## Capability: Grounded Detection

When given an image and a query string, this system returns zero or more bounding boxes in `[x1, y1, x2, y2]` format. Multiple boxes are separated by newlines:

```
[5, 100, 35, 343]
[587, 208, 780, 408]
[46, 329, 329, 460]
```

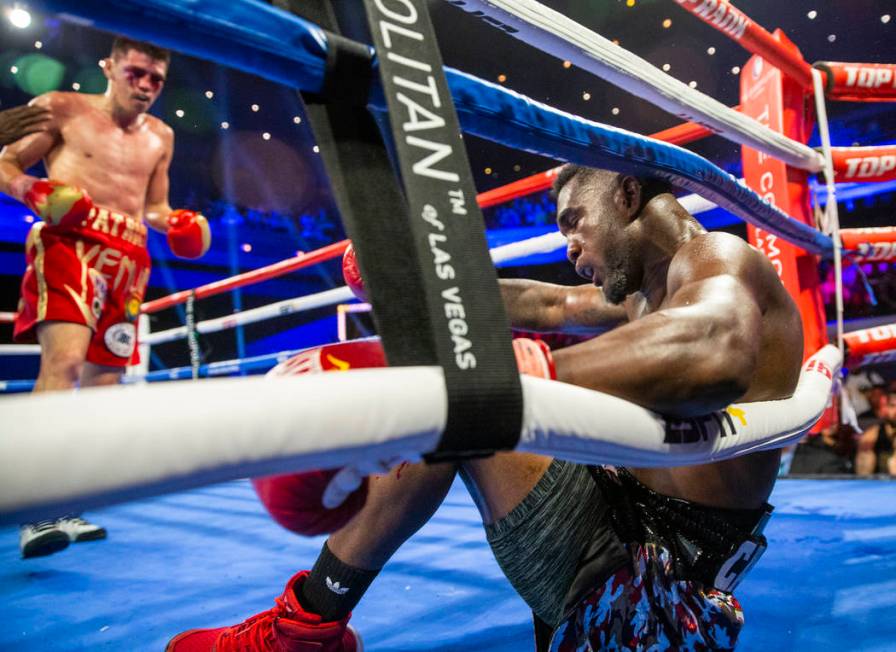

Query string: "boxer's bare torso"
[0, 46, 174, 227]
[2, 91, 171, 222]
[512, 171, 804, 511]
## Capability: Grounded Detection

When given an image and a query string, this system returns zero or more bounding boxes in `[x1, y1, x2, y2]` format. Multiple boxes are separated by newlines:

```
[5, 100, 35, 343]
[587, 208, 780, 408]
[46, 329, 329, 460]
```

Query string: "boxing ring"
[2, 0, 896, 649]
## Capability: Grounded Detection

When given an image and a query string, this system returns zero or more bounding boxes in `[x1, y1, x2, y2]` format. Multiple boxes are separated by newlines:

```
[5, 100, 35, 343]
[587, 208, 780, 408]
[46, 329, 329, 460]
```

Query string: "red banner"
[814, 62, 896, 102]
[740, 37, 827, 362]
[830, 146, 896, 182]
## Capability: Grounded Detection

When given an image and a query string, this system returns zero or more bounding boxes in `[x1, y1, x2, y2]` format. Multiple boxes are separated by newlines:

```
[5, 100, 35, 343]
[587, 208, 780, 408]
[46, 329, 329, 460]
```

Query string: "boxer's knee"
[35, 321, 90, 390]
[37, 348, 85, 389]
[461, 452, 553, 524]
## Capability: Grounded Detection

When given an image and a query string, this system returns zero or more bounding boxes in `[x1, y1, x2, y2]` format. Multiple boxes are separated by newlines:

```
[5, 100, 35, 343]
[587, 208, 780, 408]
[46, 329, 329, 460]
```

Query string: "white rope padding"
[0, 344, 41, 356]
[0, 345, 839, 525]
[144, 286, 355, 346]
[449, 0, 824, 172]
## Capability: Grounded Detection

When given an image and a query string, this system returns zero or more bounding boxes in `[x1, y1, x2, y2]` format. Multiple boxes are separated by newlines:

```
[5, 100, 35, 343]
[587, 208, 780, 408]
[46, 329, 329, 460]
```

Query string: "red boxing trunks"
[14, 206, 151, 367]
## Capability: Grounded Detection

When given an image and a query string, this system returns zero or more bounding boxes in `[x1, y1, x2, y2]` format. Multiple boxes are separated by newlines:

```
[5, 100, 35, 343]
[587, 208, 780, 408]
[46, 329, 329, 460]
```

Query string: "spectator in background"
[789, 423, 858, 475]
[856, 382, 896, 476]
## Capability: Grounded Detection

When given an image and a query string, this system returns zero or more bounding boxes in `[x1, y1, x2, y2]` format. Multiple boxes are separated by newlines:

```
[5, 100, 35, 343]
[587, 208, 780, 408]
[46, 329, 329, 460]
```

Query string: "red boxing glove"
[342, 242, 367, 302]
[22, 178, 94, 229]
[256, 340, 388, 535]
[166, 209, 211, 259]
[252, 470, 369, 536]
[512, 337, 556, 379]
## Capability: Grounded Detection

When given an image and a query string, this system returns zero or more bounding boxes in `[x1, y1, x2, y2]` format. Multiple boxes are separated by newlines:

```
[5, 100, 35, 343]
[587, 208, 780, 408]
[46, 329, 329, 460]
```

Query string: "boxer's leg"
[462, 454, 617, 628]
[303, 461, 457, 620]
[80, 361, 123, 387]
[34, 321, 91, 392]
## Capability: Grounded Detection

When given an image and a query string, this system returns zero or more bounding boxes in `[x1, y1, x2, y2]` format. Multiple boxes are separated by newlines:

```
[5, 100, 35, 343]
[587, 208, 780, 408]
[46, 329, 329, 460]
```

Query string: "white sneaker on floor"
[56, 516, 107, 543]
[20, 521, 70, 559]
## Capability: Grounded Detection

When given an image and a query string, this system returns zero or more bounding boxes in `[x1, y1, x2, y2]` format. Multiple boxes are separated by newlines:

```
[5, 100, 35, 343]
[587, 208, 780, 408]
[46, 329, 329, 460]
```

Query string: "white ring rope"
[144, 287, 355, 346]
[449, 0, 824, 172]
[0, 344, 839, 525]
[812, 68, 845, 360]
[0, 344, 41, 356]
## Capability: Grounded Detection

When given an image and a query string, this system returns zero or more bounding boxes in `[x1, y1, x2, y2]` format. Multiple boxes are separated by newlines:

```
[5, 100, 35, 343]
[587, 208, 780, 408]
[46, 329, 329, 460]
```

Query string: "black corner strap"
[292, 0, 524, 461]
[359, 0, 523, 462]
[316, 31, 374, 106]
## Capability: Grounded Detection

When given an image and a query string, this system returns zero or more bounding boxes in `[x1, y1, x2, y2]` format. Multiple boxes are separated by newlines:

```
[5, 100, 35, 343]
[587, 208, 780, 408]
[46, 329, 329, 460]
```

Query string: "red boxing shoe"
[166, 571, 363, 652]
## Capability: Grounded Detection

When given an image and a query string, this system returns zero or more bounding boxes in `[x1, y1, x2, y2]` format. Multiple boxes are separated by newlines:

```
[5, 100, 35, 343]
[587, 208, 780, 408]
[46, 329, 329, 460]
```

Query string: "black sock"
[298, 542, 380, 621]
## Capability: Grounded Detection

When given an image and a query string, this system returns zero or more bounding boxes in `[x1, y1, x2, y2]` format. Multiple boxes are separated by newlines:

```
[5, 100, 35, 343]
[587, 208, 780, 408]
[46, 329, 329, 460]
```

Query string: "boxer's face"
[557, 172, 642, 304]
[104, 49, 168, 114]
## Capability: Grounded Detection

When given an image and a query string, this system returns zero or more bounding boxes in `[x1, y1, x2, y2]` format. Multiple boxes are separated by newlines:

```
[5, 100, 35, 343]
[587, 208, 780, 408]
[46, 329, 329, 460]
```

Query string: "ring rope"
[0, 344, 839, 526]
[29, 0, 832, 252]
[449, 0, 823, 172]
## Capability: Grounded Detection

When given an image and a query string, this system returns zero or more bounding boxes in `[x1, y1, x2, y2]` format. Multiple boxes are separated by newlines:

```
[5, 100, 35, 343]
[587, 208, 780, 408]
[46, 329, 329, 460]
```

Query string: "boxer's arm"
[499, 278, 627, 334]
[0, 94, 61, 200]
[143, 125, 174, 233]
[553, 245, 763, 418]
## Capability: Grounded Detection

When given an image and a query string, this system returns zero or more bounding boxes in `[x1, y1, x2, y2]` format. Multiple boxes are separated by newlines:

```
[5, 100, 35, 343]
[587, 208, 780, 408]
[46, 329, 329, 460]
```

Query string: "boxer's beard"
[602, 244, 633, 305]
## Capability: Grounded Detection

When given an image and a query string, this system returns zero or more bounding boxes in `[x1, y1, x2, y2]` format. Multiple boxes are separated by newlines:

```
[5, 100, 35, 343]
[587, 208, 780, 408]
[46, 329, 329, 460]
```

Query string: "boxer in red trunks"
[0, 36, 211, 559]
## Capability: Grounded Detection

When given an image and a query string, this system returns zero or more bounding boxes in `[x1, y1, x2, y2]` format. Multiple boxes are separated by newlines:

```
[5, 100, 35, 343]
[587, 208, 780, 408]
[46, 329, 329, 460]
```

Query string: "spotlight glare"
[827, 34, 836, 42]
[251, 103, 260, 112]
[662, 18, 672, 28]
[731, 66, 741, 74]
[312, 145, 320, 153]
[611, 107, 620, 115]
[688, 80, 698, 88]
[497, 73, 507, 83]
[220, 121, 230, 129]
[582, 91, 591, 101]
[707, 46, 716, 55]
[10, 66, 18, 74]
[34, 40, 42, 49]
[662, 63, 671, 72]
[8, 7, 32, 29]
[241, 243, 252, 253]
[484, 167, 492, 175]
[204, 90, 214, 99]
[175, 109, 185, 118]
[882, 14, 891, 23]
[807, 10, 817, 19]
[562, 60, 572, 69]
[262, 132, 271, 140]
[72, 82, 81, 91]
[292, 116, 301, 124]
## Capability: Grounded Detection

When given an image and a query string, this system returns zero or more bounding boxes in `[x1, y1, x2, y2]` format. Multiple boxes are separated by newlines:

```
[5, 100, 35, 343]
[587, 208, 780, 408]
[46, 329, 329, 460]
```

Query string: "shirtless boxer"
[168, 165, 803, 651]
[0, 37, 211, 559]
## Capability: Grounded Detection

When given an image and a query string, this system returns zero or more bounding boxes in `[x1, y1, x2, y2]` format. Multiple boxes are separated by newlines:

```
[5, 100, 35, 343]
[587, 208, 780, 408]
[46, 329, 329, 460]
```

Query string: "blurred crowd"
[787, 373, 896, 476]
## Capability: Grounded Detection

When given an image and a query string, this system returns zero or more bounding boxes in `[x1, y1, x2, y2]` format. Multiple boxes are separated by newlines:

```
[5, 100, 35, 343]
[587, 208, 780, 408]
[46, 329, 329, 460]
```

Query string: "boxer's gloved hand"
[342, 241, 367, 302]
[252, 470, 369, 536]
[512, 337, 556, 379]
[166, 209, 211, 259]
[322, 338, 556, 509]
[19, 178, 94, 228]
[259, 340, 389, 534]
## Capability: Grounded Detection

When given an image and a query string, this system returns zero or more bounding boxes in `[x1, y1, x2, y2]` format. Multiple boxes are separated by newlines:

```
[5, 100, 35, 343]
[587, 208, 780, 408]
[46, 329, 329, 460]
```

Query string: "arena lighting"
[7, 5, 32, 29]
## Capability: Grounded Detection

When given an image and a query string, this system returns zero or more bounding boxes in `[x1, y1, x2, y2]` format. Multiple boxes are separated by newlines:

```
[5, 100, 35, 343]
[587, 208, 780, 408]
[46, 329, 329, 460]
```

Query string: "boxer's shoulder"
[27, 91, 76, 123]
[667, 231, 763, 291]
